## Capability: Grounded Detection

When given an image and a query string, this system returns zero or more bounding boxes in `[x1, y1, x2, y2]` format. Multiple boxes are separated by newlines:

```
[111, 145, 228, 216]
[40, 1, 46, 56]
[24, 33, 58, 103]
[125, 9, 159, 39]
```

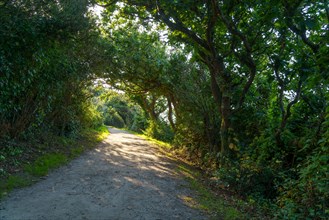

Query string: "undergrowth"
[177, 164, 243, 220]
[0, 125, 109, 199]
[129, 129, 267, 219]
[133, 127, 272, 219]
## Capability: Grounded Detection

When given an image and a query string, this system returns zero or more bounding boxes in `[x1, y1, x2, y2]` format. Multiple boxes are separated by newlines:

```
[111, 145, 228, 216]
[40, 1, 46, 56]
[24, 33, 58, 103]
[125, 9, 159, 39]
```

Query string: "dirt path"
[0, 128, 207, 220]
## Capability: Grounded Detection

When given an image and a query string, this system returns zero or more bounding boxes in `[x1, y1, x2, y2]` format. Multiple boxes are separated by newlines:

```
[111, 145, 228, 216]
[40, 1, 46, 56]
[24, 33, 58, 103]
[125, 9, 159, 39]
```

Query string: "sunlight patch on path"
[0, 127, 207, 220]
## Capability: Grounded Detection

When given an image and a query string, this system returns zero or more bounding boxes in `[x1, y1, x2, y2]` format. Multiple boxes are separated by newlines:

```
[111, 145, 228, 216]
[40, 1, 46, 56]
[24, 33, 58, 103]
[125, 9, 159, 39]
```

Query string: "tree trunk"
[141, 95, 158, 122]
[209, 71, 222, 153]
[167, 97, 176, 131]
[208, 59, 231, 157]
[220, 95, 230, 156]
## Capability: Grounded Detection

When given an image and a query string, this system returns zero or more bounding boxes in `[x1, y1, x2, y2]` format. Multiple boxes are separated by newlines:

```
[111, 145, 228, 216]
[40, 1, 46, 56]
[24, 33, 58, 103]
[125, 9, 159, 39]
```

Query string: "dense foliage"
[96, 0, 328, 218]
[1, 0, 328, 218]
[91, 86, 147, 131]
[0, 0, 101, 139]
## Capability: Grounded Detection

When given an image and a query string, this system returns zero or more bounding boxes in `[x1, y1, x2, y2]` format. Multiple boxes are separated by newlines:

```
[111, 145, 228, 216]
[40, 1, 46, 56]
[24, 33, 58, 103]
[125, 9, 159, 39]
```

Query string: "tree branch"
[283, 0, 319, 53]
[284, 78, 302, 123]
[153, 3, 210, 51]
[215, 4, 257, 109]
[206, 0, 218, 54]
[274, 66, 286, 119]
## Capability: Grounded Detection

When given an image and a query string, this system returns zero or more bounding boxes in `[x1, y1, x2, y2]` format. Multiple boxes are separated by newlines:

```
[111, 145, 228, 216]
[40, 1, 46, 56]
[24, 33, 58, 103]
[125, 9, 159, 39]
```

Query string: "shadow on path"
[0, 127, 207, 220]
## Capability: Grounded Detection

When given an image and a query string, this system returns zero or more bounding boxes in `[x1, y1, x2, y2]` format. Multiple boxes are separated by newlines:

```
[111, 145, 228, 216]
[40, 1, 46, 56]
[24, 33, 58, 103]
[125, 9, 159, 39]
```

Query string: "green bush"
[144, 120, 174, 143]
[105, 111, 125, 128]
[0, 0, 99, 140]
[80, 103, 104, 129]
[216, 157, 277, 200]
[129, 113, 148, 132]
[274, 107, 329, 219]
[276, 143, 329, 219]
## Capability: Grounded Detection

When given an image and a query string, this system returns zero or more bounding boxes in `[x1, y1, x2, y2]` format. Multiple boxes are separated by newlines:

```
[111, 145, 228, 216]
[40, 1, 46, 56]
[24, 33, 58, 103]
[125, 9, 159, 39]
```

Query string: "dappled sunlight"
[121, 135, 143, 140]
[0, 128, 207, 220]
[89, 130, 181, 179]
[123, 176, 161, 192]
[82, 127, 206, 218]
[178, 195, 199, 209]
[137, 164, 176, 177]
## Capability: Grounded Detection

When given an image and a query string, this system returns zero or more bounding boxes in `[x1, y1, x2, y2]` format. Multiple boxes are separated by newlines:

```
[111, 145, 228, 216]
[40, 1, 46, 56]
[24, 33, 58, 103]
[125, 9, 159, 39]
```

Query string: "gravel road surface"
[0, 127, 207, 220]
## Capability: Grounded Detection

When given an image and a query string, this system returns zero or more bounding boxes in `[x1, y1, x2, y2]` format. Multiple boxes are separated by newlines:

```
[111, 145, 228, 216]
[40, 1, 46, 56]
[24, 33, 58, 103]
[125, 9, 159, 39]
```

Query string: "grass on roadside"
[2, 175, 33, 191]
[177, 164, 243, 220]
[24, 153, 68, 176]
[130, 128, 261, 219]
[129, 128, 243, 219]
[136, 133, 173, 150]
[0, 125, 109, 199]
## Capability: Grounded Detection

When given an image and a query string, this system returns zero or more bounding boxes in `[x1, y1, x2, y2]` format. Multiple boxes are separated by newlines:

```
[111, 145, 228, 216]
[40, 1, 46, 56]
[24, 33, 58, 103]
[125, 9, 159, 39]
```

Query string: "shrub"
[129, 113, 148, 132]
[216, 157, 277, 200]
[276, 142, 329, 219]
[105, 111, 125, 128]
[144, 120, 174, 143]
